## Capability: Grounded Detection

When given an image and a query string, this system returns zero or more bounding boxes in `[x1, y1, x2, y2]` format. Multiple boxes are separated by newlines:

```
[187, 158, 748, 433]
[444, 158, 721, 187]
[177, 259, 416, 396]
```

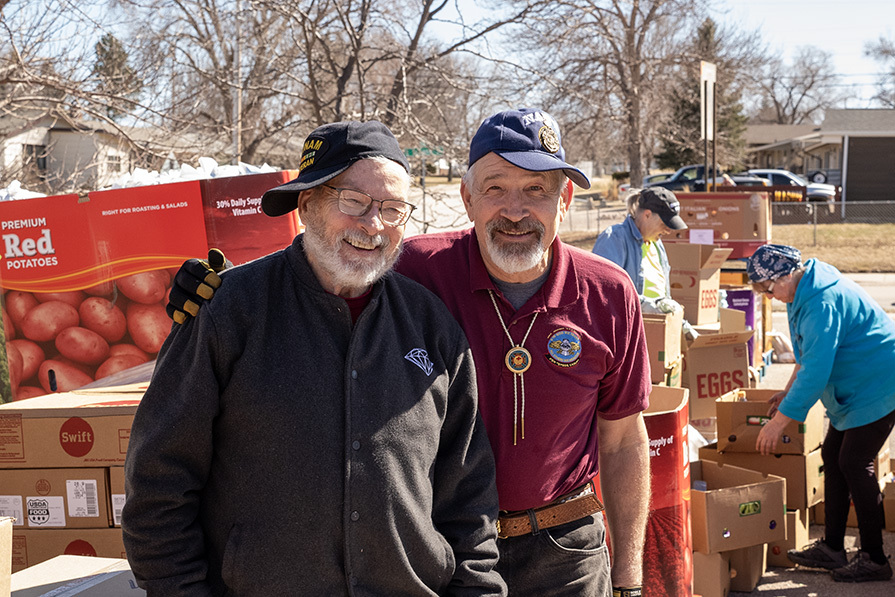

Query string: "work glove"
[166, 248, 230, 324]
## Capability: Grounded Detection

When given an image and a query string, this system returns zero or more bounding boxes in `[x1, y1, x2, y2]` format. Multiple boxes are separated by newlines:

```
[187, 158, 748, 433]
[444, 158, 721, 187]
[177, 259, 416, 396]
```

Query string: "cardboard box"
[682, 330, 754, 423]
[698, 444, 824, 510]
[658, 356, 683, 388]
[767, 509, 810, 567]
[0, 469, 111, 529]
[108, 467, 125, 528]
[690, 460, 786, 554]
[10, 555, 142, 596]
[666, 192, 771, 259]
[11, 528, 126, 573]
[728, 543, 767, 592]
[665, 243, 733, 324]
[642, 310, 683, 384]
[884, 482, 895, 532]
[0, 385, 144, 469]
[0, 172, 300, 400]
[642, 385, 693, 596]
[692, 550, 731, 597]
[1, 517, 12, 597]
[715, 388, 824, 455]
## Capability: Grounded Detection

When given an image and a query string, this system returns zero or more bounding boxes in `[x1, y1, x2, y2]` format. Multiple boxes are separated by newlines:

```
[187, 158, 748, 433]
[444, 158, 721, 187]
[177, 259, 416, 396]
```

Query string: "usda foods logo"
[26, 498, 50, 525]
[59, 417, 95, 457]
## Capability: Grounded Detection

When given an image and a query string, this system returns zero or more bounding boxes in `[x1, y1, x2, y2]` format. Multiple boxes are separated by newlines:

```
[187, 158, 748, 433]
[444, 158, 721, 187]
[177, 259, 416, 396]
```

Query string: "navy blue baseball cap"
[262, 120, 410, 217]
[468, 108, 590, 189]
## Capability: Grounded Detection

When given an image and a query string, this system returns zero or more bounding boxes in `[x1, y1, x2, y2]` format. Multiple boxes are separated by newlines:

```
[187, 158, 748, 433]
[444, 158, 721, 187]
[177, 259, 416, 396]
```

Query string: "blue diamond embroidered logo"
[404, 348, 433, 376]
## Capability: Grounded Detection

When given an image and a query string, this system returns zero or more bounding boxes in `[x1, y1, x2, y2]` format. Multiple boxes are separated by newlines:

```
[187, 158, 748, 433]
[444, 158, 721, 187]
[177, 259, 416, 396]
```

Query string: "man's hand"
[166, 249, 230, 324]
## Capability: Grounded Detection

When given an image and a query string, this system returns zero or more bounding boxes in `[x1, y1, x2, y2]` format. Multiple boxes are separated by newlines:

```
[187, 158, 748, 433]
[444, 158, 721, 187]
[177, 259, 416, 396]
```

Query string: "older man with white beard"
[394, 109, 651, 597]
[122, 121, 505, 596]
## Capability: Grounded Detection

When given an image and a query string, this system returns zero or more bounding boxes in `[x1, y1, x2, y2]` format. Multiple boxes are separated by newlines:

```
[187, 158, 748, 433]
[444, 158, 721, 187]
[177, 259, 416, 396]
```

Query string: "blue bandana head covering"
[746, 244, 802, 283]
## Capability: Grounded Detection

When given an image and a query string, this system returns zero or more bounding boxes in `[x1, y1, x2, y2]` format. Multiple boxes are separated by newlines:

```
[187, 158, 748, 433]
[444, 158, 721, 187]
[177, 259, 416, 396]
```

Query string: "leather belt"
[497, 480, 604, 539]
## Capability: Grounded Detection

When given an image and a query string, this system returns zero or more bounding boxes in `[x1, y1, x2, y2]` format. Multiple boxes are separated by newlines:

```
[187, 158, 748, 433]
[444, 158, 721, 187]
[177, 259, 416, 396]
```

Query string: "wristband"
[613, 588, 642, 597]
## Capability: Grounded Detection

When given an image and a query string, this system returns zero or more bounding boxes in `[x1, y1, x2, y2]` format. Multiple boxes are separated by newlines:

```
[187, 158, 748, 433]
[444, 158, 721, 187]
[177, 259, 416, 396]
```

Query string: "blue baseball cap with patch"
[468, 108, 591, 189]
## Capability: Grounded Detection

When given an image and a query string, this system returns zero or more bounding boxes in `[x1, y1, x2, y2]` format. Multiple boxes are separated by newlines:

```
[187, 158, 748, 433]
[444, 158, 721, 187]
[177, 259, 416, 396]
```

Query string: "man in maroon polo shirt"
[169, 109, 651, 597]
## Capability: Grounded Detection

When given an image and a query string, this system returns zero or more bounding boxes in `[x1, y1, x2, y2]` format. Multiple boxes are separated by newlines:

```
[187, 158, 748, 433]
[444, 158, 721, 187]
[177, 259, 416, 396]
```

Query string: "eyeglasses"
[757, 280, 776, 296]
[322, 185, 415, 226]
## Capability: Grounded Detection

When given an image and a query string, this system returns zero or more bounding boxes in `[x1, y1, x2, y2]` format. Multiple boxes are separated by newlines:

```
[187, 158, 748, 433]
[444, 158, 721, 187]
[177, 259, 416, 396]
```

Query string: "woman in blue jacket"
[747, 244, 895, 583]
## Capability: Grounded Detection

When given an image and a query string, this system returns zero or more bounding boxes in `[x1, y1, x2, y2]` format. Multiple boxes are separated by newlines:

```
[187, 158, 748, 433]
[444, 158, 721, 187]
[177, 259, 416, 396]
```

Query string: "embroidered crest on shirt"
[405, 348, 434, 376]
[546, 328, 582, 367]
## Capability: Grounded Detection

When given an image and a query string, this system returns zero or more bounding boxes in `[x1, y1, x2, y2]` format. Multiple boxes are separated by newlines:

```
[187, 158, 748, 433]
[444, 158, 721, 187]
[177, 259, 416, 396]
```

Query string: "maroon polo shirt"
[396, 228, 651, 511]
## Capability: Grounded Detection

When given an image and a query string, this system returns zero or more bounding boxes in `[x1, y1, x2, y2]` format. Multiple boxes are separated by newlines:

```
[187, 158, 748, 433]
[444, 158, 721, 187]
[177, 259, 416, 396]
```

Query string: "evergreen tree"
[656, 19, 749, 172]
[92, 33, 142, 120]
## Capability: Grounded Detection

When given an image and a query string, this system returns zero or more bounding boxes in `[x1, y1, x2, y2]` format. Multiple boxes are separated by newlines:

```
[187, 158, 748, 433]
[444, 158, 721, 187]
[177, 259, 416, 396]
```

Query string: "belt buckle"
[496, 519, 508, 539]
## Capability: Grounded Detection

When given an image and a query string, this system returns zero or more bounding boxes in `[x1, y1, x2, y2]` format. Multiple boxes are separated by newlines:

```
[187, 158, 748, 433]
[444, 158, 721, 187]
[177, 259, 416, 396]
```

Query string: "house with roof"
[746, 109, 895, 202]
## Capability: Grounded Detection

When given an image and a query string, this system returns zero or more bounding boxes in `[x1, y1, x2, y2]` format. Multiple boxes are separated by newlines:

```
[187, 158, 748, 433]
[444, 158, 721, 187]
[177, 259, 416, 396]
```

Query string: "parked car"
[645, 164, 734, 192]
[618, 172, 673, 194]
[729, 173, 770, 187]
[746, 169, 837, 203]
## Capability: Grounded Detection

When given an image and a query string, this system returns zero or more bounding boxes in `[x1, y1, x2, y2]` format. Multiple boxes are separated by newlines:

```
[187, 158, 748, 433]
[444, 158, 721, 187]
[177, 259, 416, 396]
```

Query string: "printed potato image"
[8, 339, 45, 380]
[79, 297, 127, 343]
[55, 326, 111, 365]
[21, 301, 79, 342]
[126, 302, 171, 354]
[2, 266, 176, 399]
[118, 270, 170, 304]
[38, 358, 94, 393]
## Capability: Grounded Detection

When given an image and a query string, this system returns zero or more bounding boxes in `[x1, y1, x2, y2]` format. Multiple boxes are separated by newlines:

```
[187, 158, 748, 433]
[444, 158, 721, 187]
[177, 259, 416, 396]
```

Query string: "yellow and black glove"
[166, 249, 230, 324]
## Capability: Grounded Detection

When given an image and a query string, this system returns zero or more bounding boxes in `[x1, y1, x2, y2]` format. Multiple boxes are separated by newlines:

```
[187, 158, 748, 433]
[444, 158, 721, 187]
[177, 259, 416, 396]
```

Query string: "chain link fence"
[560, 200, 895, 246]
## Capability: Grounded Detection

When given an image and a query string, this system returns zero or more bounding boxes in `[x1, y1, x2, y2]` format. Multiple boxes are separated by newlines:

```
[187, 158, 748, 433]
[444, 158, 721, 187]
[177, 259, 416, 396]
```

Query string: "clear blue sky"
[715, 0, 894, 106]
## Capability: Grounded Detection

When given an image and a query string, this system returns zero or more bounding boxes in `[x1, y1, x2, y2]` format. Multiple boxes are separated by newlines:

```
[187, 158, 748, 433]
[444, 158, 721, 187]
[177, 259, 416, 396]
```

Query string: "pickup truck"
[645, 165, 734, 192]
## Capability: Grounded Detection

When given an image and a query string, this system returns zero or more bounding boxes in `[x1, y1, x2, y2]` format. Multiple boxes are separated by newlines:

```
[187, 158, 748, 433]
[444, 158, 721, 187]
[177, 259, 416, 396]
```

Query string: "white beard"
[302, 218, 400, 290]
[483, 217, 547, 274]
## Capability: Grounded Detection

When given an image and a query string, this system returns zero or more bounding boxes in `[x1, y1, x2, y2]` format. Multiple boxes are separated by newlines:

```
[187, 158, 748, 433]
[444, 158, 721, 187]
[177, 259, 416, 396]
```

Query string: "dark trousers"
[495, 512, 611, 597]
[822, 408, 895, 556]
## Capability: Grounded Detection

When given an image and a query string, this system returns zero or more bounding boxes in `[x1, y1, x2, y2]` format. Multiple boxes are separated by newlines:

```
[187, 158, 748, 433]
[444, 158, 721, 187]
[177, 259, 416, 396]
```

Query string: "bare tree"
[751, 46, 846, 125]
[506, 0, 706, 186]
[865, 36, 895, 108]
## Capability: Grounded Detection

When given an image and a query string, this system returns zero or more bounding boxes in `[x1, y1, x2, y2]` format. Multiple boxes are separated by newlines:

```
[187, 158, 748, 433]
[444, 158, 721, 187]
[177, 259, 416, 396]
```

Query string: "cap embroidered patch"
[299, 136, 329, 173]
[538, 125, 560, 153]
[547, 328, 581, 367]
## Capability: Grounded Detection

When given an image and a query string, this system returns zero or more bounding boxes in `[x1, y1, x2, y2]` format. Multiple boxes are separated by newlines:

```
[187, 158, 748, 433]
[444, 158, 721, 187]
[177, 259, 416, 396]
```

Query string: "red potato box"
[665, 192, 771, 260]
[0, 384, 144, 469]
[767, 508, 810, 567]
[642, 311, 683, 385]
[715, 388, 824, 455]
[108, 467, 125, 528]
[9, 555, 140, 596]
[1, 172, 302, 402]
[11, 527, 126, 573]
[664, 243, 733, 325]
[642, 385, 692, 597]
[690, 460, 786, 554]
[0, 468, 111, 529]
[699, 443, 824, 511]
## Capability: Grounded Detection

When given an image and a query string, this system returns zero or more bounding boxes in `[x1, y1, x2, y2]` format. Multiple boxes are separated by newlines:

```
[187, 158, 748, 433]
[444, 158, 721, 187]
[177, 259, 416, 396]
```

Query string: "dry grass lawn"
[564, 223, 895, 273]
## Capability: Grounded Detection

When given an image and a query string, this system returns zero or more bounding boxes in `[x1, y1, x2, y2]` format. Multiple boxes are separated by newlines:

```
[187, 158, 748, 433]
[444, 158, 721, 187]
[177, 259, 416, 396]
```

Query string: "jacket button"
[350, 511, 360, 522]
[352, 440, 361, 451]
[351, 370, 358, 379]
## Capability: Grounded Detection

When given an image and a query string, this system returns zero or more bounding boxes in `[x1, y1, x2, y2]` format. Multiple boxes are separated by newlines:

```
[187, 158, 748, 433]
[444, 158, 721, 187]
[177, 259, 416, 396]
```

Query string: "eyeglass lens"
[329, 187, 413, 225]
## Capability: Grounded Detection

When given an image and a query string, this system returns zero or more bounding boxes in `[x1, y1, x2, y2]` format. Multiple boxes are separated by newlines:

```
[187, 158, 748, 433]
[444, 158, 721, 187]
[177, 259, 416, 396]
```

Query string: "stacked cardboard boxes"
[699, 387, 827, 578]
[690, 460, 785, 594]
[665, 192, 771, 260]
[642, 310, 683, 387]
[0, 385, 144, 571]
